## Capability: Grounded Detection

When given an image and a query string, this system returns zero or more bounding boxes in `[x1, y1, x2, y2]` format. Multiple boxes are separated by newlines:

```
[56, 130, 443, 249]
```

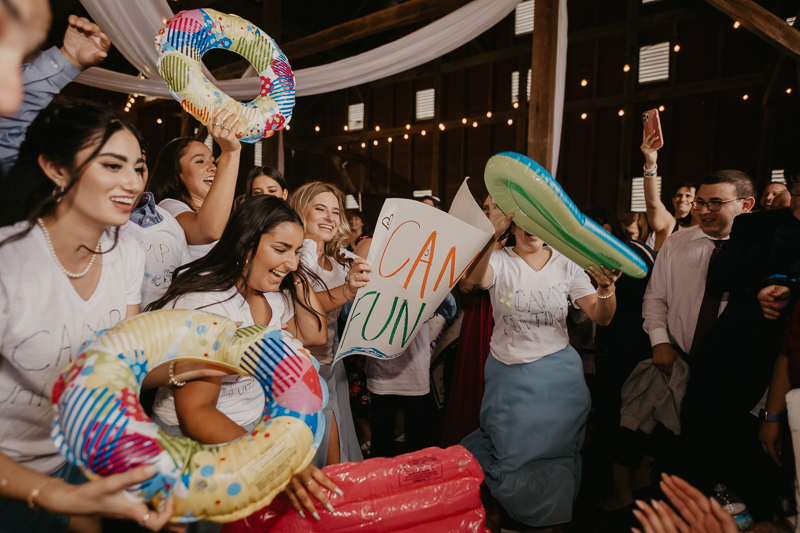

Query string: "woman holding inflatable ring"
[148, 195, 347, 520]
[0, 103, 178, 532]
[460, 211, 620, 531]
[290, 182, 371, 468]
[146, 105, 242, 262]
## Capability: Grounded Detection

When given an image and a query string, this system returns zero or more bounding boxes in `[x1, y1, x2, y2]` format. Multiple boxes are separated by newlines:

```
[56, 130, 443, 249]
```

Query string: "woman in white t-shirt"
[148, 195, 355, 519]
[0, 103, 173, 531]
[460, 213, 621, 531]
[146, 106, 242, 262]
[289, 182, 371, 468]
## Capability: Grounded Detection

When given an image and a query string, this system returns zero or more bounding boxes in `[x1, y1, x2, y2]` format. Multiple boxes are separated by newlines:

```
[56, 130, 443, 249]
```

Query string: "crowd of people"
[1, 2, 800, 533]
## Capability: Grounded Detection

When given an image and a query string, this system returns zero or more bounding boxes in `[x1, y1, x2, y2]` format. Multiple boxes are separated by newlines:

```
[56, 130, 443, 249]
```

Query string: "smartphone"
[642, 108, 664, 149]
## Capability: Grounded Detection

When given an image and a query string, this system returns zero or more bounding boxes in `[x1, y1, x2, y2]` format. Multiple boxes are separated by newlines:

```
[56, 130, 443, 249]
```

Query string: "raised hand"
[641, 131, 660, 169]
[208, 105, 242, 153]
[60, 15, 111, 71]
[346, 258, 372, 298]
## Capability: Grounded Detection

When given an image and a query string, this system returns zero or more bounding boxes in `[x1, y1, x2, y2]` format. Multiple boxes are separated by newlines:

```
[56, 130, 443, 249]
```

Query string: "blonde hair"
[289, 182, 352, 266]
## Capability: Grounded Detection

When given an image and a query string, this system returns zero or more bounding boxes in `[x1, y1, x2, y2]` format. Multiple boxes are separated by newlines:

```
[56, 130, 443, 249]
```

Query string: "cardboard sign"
[334, 180, 494, 362]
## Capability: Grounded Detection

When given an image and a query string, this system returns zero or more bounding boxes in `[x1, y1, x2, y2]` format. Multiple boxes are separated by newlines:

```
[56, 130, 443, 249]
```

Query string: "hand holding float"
[51, 309, 326, 523]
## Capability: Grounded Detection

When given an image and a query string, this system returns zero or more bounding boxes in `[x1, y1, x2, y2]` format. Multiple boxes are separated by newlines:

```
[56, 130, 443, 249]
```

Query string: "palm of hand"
[64, 28, 109, 69]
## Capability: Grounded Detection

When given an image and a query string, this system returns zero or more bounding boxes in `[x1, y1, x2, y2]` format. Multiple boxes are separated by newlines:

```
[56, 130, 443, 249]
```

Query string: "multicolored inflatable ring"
[484, 152, 648, 279]
[155, 9, 294, 143]
[51, 309, 326, 523]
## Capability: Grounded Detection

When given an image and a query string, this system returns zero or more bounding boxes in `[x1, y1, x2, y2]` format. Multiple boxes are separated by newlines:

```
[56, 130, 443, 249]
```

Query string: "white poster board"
[334, 180, 494, 362]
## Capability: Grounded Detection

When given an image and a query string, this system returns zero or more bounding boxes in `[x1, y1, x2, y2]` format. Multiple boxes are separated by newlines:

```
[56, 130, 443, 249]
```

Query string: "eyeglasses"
[691, 198, 745, 212]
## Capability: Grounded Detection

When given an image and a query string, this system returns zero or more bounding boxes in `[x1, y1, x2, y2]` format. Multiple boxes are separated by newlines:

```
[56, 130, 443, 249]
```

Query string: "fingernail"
[635, 500, 646, 509]
[298, 510, 305, 519]
[651, 499, 660, 509]
[661, 472, 668, 480]
[325, 503, 335, 513]
[144, 465, 157, 476]
[312, 511, 321, 521]
[334, 488, 344, 496]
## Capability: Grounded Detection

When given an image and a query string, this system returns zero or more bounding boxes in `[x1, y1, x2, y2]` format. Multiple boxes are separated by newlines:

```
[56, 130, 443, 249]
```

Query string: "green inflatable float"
[484, 152, 648, 279]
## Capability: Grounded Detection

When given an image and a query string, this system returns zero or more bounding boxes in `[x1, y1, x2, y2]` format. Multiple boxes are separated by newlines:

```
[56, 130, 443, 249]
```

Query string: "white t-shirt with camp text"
[0, 223, 144, 473]
[123, 205, 190, 309]
[158, 198, 216, 262]
[488, 247, 596, 365]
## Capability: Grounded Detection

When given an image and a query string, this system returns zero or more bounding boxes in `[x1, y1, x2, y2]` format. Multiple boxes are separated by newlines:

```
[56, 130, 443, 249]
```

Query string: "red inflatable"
[221, 446, 490, 533]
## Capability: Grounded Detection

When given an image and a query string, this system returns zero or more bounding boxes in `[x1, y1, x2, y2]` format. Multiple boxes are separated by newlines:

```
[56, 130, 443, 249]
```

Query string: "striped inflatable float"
[50, 309, 326, 523]
[485, 152, 648, 279]
[155, 9, 294, 143]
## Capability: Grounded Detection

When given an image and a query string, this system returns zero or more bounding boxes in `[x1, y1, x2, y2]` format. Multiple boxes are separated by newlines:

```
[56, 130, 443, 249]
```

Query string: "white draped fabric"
[76, 0, 567, 174]
[77, 0, 520, 98]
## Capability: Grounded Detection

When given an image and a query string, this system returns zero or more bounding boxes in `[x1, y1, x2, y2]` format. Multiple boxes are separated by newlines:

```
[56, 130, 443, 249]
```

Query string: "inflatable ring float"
[50, 309, 326, 523]
[485, 152, 648, 279]
[155, 8, 294, 143]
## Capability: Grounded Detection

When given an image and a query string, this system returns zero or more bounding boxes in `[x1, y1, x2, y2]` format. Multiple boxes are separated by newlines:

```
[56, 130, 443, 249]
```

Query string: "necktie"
[688, 240, 725, 358]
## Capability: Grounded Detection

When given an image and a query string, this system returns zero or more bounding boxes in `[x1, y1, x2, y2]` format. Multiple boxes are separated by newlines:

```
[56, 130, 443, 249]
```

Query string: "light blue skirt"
[461, 344, 590, 527]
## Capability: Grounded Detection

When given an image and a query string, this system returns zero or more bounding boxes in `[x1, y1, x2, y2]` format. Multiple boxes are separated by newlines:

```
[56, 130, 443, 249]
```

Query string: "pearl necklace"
[37, 218, 101, 279]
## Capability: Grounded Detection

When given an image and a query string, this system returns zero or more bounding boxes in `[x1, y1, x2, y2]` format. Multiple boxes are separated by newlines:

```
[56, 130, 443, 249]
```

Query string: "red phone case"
[642, 108, 663, 149]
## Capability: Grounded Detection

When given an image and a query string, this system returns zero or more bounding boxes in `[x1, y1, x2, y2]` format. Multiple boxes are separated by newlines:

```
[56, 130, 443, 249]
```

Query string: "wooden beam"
[284, 0, 470, 60]
[527, 0, 559, 172]
[704, 0, 800, 62]
[212, 0, 469, 80]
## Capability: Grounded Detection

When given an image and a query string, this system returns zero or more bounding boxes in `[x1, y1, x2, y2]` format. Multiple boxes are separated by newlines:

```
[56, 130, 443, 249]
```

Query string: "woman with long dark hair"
[146, 107, 241, 262]
[0, 103, 173, 531]
[148, 194, 360, 518]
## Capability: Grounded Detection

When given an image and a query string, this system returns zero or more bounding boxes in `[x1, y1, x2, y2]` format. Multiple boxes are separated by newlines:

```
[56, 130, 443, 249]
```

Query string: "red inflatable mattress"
[221, 445, 490, 533]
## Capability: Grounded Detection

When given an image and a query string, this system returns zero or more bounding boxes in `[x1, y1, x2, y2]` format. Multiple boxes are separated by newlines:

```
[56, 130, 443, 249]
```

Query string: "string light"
[361, 142, 366, 148]
[388, 137, 393, 142]
[673, 44, 681, 52]
[733, 21, 740, 28]
[337, 145, 342, 151]
[581, 79, 588, 87]
[315, 125, 320, 132]
[623, 64, 631, 72]
[461, 118, 467, 124]
[788, 88, 793, 94]
[658, 105, 665, 112]
[344, 125, 349, 131]
[406, 124, 411, 130]
[513, 102, 519, 109]
[404, 134, 409, 139]
[507, 119, 513, 125]
[375, 126, 380, 131]
[285, 125, 290, 130]
[581, 113, 587, 120]
[373, 140, 378, 145]
[472, 121, 478, 128]
[742, 94, 749, 100]
[486, 111, 492, 118]
[156, 118, 162, 124]
[618, 109, 625, 116]
[439, 123, 445, 130]
[129, 98, 135, 104]
[421, 130, 427, 136]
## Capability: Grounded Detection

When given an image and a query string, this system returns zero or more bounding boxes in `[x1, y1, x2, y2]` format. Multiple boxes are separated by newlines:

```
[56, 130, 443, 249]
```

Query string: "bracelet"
[342, 284, 353, 301]
[643, 164, 657, 178]
[28, 478, 59, 510]
[169, 361, 186, 388]
[597, 289, 616, 300]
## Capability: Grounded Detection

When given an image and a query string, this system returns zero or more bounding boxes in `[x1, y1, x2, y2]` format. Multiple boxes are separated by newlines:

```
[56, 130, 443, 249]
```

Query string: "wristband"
[759, 409, 785, 423]
[643, 164, 657, 178]
[597, 289, 615, 300]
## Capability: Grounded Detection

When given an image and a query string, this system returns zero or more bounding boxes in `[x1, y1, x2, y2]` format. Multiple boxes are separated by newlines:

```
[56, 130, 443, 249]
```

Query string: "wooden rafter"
[704, 0, 800, 62]
[211, 0, 470, 80]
